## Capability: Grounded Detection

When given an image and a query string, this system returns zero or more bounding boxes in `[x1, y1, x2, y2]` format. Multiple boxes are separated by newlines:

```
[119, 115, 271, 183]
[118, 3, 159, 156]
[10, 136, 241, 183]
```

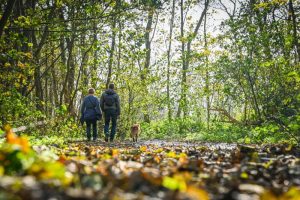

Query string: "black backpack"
[104, 93, 115, 106]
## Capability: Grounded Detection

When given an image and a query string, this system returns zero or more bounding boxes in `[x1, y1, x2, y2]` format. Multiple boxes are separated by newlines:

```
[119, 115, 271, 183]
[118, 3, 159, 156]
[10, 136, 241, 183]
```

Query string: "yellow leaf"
[260, 190, 278, 200]
[154, 148, 163, 153]
[162, 175, 187, 191]
[186, 186, 210, 200]
[17, 61, 25, 68]
[0, 166, 4, 176]
[179, 155, 188, 165]
[112, 149, 119, 158]
[154, 155, 161, 163]
[282, 187, 300, 200]
[84, 166, 92, 175]
[19, 136, 30, 153]
[140, 146, 147, 152]
[166, 151, 176, 158]
[240, 172, 248, 179]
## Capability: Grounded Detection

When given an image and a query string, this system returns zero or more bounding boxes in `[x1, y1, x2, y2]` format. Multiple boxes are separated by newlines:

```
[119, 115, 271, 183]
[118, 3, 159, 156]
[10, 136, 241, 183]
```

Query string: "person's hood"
[105, 89, 116, 95]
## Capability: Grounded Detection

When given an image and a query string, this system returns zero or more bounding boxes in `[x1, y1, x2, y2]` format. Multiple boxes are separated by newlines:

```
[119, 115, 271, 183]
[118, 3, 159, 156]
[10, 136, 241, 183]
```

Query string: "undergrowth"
[2, 117, 298, 147]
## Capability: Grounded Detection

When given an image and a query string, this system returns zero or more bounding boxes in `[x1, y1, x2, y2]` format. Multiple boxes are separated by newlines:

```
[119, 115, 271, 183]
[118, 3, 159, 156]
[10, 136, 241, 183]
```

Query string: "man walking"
[100, 83, 120, 142]
[80, 88, 102, 141]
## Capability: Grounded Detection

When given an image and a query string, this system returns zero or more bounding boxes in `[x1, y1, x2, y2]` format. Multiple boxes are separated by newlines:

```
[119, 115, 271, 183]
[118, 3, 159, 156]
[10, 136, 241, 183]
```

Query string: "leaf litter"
[0, 129, 300, 200]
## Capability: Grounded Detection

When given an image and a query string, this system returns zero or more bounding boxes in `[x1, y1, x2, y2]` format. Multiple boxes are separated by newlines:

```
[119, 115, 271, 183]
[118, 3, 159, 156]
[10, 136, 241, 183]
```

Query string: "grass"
[1, 117, 297, 147]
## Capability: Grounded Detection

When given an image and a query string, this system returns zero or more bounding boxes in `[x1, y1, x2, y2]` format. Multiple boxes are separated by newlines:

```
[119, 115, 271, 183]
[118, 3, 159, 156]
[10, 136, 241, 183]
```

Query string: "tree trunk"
[32, 6, 54, 111]
[106, 17, 117, 89]
[142, 8, 154, 123]
[116, 20, 122, 82]
[59, 8, 67, 106]
[288, 0, 300, 62]
[91, 22, 98, 88]
[167, 0, 175, 121]
[143, 8, 154, 79]
[178, 0, 210, 118]
[177, 0, 185, 118]
[51, 55, 58, 107]
[65, 35, 75, 114]
[204, 8, 210, 130]
[0, 0, 17, 37]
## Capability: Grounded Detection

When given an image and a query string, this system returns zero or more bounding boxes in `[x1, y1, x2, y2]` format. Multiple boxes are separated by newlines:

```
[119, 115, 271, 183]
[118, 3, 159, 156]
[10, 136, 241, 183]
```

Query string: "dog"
[131, 124, 140, 142]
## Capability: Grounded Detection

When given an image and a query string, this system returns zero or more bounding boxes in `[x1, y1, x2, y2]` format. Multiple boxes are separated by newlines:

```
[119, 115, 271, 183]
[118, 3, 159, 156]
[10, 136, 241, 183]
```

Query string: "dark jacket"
[81, 95, 102, 121]
[100, 89, 120, 115]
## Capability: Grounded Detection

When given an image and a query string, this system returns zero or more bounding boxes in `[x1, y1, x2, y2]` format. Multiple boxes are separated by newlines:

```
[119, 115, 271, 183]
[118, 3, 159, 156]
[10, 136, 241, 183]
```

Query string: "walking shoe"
[105, 137, 108, 142]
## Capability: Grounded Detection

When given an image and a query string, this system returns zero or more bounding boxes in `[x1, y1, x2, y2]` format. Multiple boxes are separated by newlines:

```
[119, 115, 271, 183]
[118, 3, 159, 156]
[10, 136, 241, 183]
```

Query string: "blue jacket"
[81, 95, 102, 121]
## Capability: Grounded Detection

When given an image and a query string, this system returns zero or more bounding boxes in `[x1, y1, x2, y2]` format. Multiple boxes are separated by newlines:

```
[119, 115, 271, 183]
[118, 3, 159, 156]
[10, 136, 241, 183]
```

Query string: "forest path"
[2, 138, 299, 200]
[69, 139, 238, 150]
[61, 139, 300, 200]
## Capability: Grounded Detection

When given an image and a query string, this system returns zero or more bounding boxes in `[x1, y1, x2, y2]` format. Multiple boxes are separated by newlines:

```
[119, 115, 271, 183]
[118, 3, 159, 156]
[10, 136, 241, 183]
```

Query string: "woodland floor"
[1, 139, 300, 200]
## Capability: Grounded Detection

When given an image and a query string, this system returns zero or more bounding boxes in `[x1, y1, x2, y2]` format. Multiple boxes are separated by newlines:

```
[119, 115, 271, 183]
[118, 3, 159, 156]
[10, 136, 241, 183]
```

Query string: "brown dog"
[131, 124, 140, 142]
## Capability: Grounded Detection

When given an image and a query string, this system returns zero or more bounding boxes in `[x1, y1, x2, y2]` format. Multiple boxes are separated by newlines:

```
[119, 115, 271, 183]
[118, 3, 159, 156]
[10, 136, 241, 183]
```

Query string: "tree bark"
[167, 0, 175, 121]
[204, 7, 210, 130]
[177, 0, 185, 118]
[142, 7, 154, 123]
[65, 35, 75, 113]
[106, 17, 117, 89]
[0, 0, 17, 37]
[32, 6, 55, 111]
[143, 8, 154, 79]
[288, 0, 300, 62]
[178, 0, 210, 118]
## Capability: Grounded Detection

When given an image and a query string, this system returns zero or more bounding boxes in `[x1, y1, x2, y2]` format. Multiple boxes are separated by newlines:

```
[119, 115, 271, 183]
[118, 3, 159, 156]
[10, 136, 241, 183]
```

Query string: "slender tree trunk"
[243, 100, 248, 123]
[51, 58, 58, 107]
[245, 65, 261, 121]
[65, 35, 75, 114]
[167, 0, 175, 121]
[142, 7, 154, 123]
[70, 38, 94, 114]
[32, 6, 54, 111]
[116, 18, 122, 82]
[106, 0, 121, 89]
[177, 0, 185, 118]
[59, 9, 67, 106]
[144, 9, 154, 77]
[288, 0, 300, 62]
[106, 17, 117, 89]
[91, 22, 98, 88]
[204, 8, 210, 130]
[178, 0, 210, 118]
[0, 0, 17, 37]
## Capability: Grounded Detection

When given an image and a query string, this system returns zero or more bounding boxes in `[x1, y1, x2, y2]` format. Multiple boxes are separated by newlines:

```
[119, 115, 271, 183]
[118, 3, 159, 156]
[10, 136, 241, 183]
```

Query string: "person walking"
[80, 88, 102, 141]
[100, 83, 120, 142]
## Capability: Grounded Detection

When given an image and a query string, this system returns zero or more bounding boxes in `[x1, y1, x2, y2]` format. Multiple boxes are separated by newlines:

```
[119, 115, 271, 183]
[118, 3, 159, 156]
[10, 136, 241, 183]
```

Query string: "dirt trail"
[1, 139, 299, 200]
[63, 139, 300, 199]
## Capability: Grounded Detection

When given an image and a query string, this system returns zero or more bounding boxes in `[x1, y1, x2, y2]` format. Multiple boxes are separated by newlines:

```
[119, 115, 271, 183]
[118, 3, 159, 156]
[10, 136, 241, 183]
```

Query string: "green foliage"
[140, 118, 204, 140]
[28, 135, 67, 148]
[0, 131, 68, 184]
[0, 0, 299, 145]
[140, 119, 296, 144]
[0, 90, 43, 127]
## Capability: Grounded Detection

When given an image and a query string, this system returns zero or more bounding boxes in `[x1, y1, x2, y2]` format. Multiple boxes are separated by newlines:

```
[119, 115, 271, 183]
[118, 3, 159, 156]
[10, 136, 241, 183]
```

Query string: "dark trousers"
[86, 119, 97, 140]
[104, 109, 117, 141]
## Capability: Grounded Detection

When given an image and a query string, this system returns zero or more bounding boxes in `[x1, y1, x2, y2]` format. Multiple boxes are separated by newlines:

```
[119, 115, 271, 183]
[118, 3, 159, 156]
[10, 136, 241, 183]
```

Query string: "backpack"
[104, 93, 115, 106]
